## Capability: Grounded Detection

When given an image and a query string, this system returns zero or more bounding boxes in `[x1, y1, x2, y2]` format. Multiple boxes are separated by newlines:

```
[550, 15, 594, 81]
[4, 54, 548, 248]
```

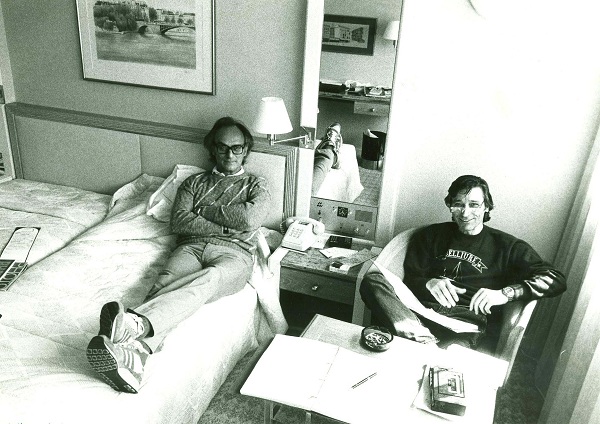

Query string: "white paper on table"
[319, 247, 356, 258]
[311, 233, 329, 249]
[445, 344, 508, 388]
[240, 335, 338, 411]
[240, 335, 415, 424]
[372, 261, 479, 333]
[313, 349, 407, 424]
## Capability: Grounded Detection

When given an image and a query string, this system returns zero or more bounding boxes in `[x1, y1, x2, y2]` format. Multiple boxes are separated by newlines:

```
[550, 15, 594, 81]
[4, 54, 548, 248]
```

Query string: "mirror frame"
[301, 0, 404, 247]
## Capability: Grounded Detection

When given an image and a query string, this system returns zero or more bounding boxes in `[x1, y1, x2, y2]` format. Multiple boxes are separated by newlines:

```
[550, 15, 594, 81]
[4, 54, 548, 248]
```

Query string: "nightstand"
[279, 243, 375, 332]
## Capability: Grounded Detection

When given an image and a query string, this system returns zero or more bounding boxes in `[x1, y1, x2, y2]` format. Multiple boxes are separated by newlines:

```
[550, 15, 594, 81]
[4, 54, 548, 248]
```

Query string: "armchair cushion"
[366, 227, 420, 280]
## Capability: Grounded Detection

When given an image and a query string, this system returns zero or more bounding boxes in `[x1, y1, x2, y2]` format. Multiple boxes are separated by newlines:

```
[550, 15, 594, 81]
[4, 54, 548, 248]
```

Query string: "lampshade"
[253, 97, 293, 139]
[383, 20, 400, 41]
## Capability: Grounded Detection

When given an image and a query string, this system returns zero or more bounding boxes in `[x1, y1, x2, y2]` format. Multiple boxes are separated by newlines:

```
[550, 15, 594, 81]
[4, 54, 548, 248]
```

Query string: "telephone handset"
[280, 216, 325, 251]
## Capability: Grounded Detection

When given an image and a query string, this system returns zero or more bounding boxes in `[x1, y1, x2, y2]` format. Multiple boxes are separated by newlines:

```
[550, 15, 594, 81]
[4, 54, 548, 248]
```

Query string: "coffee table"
[247, 314, 500, 424]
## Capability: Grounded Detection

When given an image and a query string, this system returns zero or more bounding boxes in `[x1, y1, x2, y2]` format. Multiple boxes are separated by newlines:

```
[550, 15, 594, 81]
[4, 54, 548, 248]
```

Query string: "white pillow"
[147, 164, 205, 222]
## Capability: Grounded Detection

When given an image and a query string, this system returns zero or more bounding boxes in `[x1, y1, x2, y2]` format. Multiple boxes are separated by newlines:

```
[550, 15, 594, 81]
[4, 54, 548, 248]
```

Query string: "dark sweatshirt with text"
[403, 222, 566, 306]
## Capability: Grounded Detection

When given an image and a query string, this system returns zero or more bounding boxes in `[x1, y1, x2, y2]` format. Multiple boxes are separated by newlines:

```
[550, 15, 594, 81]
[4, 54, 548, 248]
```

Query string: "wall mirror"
[302, 0, 401, 242]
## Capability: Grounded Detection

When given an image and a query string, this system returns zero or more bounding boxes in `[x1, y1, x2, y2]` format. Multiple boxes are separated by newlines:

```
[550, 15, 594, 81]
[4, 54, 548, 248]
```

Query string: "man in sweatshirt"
[360, 175, 566, 351]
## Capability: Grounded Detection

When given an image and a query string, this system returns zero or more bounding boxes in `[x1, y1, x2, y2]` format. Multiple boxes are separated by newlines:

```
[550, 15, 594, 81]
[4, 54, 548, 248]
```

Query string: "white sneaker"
[98, 301, 148, 346]
[316, 122, 343, 169]
[86, 335, 149, 393]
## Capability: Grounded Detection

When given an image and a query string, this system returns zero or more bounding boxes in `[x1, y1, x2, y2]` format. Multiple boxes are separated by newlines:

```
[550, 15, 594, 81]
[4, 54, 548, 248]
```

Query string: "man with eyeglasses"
[360, 175, 566, 351]
[86, 117, 271, 393]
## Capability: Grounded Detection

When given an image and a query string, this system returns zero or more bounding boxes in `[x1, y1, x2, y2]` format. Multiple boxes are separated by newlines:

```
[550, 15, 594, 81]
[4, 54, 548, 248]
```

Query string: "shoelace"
[114, 313, 146, 344]
[128, 314, 145, 339]
[325, 128, 342, 150]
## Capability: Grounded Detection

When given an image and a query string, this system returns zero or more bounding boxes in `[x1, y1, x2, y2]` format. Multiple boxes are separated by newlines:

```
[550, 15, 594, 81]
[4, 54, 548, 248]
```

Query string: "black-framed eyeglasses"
[215, 143, 246, 155]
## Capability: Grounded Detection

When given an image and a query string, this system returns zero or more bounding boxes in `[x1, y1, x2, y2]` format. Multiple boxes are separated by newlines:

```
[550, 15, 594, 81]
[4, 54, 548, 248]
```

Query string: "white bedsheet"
[0, 174, 287, 424]
[0, 179, 111, 264]
[315, 144, 364, 203]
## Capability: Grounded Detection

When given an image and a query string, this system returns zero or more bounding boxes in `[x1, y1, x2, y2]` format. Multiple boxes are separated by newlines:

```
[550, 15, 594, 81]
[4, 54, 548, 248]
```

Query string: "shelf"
[318, 91, 391, 105]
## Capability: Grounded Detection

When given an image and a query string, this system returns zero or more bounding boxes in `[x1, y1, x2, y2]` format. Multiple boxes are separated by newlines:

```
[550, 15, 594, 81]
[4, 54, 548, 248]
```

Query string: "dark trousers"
[359, 272, 488, 349]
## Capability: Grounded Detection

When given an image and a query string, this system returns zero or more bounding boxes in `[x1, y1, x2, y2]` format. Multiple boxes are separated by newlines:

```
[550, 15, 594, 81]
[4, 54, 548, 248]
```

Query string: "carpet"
[198, 345, 543, 424]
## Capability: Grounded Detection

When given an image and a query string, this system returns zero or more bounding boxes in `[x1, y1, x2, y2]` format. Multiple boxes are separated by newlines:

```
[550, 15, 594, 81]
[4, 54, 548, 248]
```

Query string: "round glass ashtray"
[361, 326, 393, 352]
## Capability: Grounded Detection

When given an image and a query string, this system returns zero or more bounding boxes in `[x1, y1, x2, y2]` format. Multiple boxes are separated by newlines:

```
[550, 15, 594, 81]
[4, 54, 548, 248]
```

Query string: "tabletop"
[300, 314, 501, 424]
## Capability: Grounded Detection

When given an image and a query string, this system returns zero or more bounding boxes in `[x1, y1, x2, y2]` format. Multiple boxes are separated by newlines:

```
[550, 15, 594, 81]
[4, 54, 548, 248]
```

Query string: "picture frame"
[76, 0, 215, 94]
[322, 14, 377, 56]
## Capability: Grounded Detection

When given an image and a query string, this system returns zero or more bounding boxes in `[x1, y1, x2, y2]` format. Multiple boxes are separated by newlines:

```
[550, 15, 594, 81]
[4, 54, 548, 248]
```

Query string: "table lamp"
[383, 20, 400, 47]
[253, 97, 293, 145]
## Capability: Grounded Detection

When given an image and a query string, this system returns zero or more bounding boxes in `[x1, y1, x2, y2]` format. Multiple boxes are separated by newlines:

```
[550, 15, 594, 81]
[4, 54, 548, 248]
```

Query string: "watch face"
[502, 287, 514, 300]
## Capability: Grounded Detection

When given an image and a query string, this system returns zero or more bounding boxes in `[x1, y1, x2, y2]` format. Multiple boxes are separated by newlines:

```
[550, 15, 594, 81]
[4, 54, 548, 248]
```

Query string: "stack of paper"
[373, 261, 480, 333]
[240, 335, 406, 424]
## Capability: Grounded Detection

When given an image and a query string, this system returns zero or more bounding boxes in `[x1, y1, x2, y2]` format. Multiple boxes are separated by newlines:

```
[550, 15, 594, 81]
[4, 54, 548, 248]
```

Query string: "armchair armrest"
[352, 259, 377, 325]
[495, 299, 538, 386]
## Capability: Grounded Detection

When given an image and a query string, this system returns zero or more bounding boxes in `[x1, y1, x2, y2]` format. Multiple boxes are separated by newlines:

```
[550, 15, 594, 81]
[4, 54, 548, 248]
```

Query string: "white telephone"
[280, 216, 325, 251]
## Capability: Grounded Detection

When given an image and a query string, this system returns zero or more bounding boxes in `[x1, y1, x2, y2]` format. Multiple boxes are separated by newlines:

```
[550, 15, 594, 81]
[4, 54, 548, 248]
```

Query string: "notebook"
[240, 334, 403, 424]
[0, 227, 39, 291]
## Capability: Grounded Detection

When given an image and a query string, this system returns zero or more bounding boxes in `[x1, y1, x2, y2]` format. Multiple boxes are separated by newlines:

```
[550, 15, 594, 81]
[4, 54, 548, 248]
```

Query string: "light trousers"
[312, 147, 335, 195]
[136, 242, 253, 351]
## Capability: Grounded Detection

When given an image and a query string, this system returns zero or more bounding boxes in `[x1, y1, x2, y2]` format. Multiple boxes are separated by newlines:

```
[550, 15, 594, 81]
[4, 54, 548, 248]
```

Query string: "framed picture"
[76, 0, 215, 94]
[322, 14, 377, 56]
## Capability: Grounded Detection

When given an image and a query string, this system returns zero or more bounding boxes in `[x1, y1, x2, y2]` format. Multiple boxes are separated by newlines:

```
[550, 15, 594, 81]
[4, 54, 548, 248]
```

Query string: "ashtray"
[361, 326, 393, 352]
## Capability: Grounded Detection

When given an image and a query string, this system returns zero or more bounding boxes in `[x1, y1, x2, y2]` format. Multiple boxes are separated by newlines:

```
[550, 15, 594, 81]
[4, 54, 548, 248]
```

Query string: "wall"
[0, 1, 15, 180]
[320, 0, 400, 87]
[3, 0, 600, 261]
[0, 0, 306, 133]
[315, 0, 400, 148]
[386, 0, 600, 261]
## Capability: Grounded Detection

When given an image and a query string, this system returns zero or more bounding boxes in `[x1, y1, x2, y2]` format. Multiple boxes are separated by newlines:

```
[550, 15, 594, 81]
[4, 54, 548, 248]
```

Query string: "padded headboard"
[4, 103, 313, 230]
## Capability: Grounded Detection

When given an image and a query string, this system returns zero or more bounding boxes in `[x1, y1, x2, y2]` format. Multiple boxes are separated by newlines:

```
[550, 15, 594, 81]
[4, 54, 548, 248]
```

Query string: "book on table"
[240, 334, 407, 424]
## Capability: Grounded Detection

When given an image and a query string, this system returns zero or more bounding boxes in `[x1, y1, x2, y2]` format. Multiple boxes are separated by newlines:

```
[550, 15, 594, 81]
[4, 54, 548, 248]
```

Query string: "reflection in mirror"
[303, 0, 401, 240]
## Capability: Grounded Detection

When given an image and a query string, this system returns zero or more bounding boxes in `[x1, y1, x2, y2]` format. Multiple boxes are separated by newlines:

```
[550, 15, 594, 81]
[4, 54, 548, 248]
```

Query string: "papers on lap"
[372, 261, 480, 333]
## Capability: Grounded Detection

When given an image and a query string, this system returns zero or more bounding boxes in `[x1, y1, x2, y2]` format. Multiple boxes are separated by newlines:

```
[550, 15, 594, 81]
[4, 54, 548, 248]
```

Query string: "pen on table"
[351, 372, 377, 389]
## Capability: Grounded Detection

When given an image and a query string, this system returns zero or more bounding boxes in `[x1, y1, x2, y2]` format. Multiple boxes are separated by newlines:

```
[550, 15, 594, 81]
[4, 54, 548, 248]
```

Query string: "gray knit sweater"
[170, 170, 271, 256]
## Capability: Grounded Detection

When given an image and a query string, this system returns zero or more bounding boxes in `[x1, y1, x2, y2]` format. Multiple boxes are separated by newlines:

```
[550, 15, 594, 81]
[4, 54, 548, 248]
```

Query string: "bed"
[0, 103, 312, 423]
[314, 143, 364, 203]
[0, 178, 111, 265]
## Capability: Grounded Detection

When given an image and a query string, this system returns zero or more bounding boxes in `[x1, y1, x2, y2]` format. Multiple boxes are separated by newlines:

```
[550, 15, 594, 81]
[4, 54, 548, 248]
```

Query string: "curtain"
[533, 123, 600, 423]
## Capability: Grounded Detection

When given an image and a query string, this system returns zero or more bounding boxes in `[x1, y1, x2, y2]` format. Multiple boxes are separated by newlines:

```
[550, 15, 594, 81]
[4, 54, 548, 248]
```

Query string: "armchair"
[354, 227, 536, 386]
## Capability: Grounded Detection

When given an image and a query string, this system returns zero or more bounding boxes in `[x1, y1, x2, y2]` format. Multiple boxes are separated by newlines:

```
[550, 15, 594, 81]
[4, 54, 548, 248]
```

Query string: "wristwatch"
[502, 286, 515, 302]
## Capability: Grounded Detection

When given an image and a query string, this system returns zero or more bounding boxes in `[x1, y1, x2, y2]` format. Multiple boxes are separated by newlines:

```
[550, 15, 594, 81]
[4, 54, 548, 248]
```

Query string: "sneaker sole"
[86, 336, 139, 394]
[99, 301, 123, 342]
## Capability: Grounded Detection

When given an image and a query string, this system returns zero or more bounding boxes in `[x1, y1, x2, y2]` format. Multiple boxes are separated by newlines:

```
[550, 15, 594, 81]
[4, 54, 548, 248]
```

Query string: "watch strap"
[502, 286, 515, 302]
